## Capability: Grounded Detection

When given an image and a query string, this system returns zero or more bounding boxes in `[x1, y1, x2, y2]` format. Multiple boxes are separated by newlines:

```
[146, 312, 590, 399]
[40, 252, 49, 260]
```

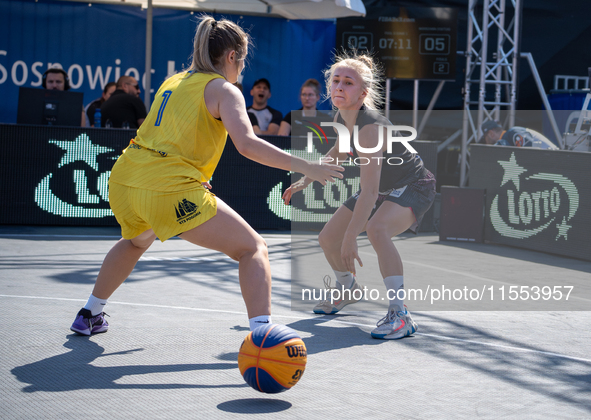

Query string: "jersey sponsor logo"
[175, 198, 201, 224]
[490, 152, 579, 240]
[35, 134, 116, 218]
[384, 185, 407, 198]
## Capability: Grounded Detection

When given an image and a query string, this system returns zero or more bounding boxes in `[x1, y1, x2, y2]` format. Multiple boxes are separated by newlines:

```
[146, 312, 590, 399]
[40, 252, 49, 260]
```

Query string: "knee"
[129, 233, 156, 250]
[318, 228, 336, 252]
[235, 235, 268, 261]
[366, 222, 386, 245]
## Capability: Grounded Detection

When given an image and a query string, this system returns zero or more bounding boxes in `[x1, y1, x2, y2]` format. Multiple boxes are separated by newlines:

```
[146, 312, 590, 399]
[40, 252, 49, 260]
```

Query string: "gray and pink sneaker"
[70, 308, 109, 336]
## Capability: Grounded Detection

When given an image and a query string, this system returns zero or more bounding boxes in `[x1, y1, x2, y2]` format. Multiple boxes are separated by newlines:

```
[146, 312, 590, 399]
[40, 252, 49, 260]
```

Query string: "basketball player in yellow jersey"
[70, 16, 344, 336]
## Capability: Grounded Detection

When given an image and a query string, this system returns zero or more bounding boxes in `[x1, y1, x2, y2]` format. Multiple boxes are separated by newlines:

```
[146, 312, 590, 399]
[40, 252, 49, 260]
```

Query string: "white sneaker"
[371, 305, 418, 339]
[313, 275, 364, 314]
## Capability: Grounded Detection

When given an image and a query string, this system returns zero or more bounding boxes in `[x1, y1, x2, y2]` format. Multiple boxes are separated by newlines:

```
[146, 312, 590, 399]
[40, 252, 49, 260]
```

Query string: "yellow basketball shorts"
[108, 181, 217, 242]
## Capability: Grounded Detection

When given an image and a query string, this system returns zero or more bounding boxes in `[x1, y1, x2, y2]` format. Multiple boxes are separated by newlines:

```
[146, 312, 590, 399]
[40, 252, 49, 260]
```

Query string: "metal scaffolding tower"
[460, 0, 522, 186]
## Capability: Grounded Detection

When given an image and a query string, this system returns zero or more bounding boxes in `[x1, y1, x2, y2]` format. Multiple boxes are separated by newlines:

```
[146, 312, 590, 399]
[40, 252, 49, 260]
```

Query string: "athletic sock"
[383, 275, 404, 311]
[249, 315, 272, 331]
[84, 294, 108, 316]
[334, 270, 355, 289]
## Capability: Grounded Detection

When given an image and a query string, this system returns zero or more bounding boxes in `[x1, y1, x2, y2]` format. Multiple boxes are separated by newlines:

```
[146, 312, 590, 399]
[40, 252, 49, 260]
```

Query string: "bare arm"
[206, 79, 343, 184]
[340, 124, 383, 273]
[261, 122, 279, 136]
[277, 121, 291, 136]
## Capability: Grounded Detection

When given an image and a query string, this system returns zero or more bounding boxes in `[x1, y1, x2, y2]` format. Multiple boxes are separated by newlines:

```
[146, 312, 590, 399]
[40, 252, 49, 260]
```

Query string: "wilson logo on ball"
[286, 344, 307, 358]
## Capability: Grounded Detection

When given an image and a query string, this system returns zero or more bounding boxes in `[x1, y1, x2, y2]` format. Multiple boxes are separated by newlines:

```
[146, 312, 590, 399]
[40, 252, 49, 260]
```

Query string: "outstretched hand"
[282, 177, 311, 205]
[305, 160, 344, 186]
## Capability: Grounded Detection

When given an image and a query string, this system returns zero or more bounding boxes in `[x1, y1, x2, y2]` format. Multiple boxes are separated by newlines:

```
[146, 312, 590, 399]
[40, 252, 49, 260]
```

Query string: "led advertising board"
[470, 145, 591, 261]
[0, 125, 438, 232]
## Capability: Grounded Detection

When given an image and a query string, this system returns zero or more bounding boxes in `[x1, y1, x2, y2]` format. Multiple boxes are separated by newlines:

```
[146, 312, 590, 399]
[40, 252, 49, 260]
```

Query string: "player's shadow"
[285, 316, 389, 354]
[42, 251, 242, 285]
[411, 312, 591, 413]
[217, 316, 386, 362]
[11, 335, 248, 392]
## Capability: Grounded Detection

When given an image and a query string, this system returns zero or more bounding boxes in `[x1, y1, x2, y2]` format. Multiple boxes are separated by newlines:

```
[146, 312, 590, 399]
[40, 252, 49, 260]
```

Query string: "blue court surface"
[1, 226, 590, 419]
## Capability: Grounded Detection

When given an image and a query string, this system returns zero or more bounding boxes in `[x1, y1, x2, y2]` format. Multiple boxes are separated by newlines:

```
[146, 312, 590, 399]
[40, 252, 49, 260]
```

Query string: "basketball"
[238, 323, 307, 393]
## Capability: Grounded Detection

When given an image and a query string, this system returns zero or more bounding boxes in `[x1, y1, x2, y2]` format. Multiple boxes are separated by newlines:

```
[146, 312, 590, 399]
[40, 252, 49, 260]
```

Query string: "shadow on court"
[217, 313, 591, 414]
[217, 399, 292, 414]
[411, 312, 591, 413]
[216, 316, 386, 363]
[429, 239, 591, 274]
[11, 335, 247, 393]
[4, 244, 292, 288]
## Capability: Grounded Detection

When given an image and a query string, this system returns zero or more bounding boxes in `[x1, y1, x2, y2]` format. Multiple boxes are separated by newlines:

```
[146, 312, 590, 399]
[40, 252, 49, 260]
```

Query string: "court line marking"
[1, 293, 590, 364]
[358, 250, 515, 286]
[360, 250, 591, 302]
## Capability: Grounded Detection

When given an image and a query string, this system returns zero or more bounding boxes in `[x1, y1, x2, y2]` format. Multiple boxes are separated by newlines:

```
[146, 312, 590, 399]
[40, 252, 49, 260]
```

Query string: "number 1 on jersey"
[155, 90, 172, 126]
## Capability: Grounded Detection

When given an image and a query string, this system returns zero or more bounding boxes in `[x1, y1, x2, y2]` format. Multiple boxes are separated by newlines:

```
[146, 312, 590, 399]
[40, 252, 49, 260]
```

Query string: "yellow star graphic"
[49, 134, 115, 172]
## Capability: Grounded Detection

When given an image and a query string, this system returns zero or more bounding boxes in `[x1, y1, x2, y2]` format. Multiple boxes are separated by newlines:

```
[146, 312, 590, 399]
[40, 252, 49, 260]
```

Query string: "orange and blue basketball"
[238, 323, 307, 393]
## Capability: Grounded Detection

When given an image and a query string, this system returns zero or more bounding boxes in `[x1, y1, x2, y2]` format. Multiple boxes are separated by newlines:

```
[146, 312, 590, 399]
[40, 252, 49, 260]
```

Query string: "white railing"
[553, 75, 589, 91]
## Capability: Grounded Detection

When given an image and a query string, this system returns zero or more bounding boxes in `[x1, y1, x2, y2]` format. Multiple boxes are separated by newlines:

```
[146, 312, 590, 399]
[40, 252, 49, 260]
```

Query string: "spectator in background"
[236, 81, 261, 134]
[43, 68, 69, 91]
[247, 78, 282, 135]
[478, 120, 504, 145]
[101, 76, 147, 129]
[43, 67, 86, 127]
[85, 82, 117, 127]
[278, 78, 331, 137]
[478, 120, 558, 149]
[249, 112, 261, 135]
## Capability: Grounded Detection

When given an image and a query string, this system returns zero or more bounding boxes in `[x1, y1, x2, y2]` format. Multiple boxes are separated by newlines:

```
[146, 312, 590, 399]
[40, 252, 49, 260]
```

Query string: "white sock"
[383, 275, 404, 311]
[334, 270, 355, 289]
[84, 294, 108, 316]
[249, 315, 272, 331]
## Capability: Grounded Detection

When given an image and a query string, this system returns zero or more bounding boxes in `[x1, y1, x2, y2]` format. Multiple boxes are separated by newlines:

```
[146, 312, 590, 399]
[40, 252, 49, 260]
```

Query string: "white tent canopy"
[64, 0, 366, 20]
[63, 0, 366, 107]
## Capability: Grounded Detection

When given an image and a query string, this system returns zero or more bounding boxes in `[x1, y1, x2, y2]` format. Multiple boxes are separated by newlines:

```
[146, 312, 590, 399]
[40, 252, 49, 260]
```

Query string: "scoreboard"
[337, 8, 458, 80]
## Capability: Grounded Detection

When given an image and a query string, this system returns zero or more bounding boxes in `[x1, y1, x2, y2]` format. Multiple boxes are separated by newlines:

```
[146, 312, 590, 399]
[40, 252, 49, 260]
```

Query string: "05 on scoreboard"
[337, 7, 458, 80]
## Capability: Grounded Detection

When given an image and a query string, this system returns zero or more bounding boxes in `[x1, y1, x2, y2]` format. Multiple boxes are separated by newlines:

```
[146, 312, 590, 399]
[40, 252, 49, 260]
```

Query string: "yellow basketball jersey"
[109, 72, 227, 191]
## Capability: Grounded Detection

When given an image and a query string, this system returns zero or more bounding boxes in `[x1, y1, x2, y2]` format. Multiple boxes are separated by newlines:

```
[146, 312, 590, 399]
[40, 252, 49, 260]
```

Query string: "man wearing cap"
[479, 120, 558, 149]
[479, 120, 505, 145]
[247, 78, 283, 135]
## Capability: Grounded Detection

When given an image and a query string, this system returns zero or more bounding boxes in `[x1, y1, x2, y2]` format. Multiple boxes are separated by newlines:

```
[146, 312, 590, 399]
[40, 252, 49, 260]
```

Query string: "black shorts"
[343, 170, 436, 233]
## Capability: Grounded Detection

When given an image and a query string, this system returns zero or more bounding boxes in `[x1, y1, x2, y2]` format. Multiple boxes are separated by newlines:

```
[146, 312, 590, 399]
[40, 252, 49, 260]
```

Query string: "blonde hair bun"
[357, 55, 374, 71]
